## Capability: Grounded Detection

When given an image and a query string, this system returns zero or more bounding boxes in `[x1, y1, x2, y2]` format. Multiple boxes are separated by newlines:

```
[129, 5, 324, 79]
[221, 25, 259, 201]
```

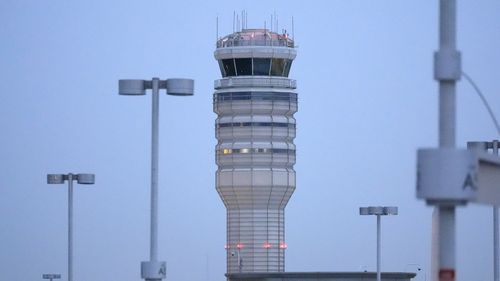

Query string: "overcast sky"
[1, 1, 499, 281]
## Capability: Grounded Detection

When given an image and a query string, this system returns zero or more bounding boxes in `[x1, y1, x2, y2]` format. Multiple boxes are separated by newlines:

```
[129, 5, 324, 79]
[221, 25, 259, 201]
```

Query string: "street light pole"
[118, 77, 194, 281]
[68, 174, 74, 281]
[434, 1, 461, 279]
[150, 78, 160, 262]
[494, 141, 499, 281]
[47, 173, 95, 281]
[377, 214, 381, 281]
[360, 206, 398, 281]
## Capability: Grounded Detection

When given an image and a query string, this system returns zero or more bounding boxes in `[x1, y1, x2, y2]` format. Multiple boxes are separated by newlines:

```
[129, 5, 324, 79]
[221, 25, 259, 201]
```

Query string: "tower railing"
[214, 77, 296, 89]
[217, 39, 294, 48]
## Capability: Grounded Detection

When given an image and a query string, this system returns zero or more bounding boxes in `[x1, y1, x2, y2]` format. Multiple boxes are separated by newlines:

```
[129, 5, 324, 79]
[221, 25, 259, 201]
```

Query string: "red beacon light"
[236, 243, 243, 249]
[263, 242, 272, 249]
[279, 243, 288, 249]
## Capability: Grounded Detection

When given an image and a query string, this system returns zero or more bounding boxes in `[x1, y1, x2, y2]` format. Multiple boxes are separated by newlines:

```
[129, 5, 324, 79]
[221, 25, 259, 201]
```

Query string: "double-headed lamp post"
[359, 206, 398, 281]
[118, 77, 194, 281]
[46, 173, 95, 281]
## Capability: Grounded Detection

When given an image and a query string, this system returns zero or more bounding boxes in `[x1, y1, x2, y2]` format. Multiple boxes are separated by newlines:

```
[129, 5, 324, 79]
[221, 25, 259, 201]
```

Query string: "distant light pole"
[47, 173, 95, 281]
[359, 206, 398, 281]
[42, 273, 61, 281]
[118, 77, 194, 281]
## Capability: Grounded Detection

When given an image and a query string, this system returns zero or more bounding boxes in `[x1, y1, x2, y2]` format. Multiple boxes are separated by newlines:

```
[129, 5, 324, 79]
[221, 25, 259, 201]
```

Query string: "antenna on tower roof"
[216, 16, 219, 42]
[245, 10, 248, 29]
[270, 14, 273, 33]
[276, 15, 279, 33]
[264, 20, 267, 44]
[241, 11, 244, 30]
[233, 11, 235, 33]
[292, 16, 295, 40]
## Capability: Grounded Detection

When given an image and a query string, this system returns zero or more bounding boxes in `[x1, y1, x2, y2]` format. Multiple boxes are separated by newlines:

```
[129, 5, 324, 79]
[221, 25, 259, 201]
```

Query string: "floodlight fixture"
[119, 79, 146, 95]
[47, 174, 65, 184]
[42, 274, 61, 279]
[118, 78, 194, 96]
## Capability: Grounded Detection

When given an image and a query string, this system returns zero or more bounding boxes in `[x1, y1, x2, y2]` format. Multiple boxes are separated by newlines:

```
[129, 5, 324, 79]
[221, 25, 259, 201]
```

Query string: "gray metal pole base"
[141, 261, 166, 281]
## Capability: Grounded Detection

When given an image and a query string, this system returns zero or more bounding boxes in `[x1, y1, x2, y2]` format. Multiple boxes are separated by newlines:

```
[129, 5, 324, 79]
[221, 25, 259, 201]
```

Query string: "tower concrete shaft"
[214, 28, 297, 273]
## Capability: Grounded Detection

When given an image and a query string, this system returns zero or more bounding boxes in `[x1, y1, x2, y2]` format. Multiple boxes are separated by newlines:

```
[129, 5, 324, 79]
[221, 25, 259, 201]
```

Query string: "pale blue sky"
[1, 1, 499, 281]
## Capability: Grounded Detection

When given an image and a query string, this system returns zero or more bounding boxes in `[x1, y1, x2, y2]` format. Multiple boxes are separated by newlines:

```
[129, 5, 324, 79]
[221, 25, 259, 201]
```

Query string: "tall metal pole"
[377, 214, 381, 281]
[434, 0, 460, 280]
[68, 174, 74, 281]
[150, 78, 160, 262]
[494, 141, 499, 281]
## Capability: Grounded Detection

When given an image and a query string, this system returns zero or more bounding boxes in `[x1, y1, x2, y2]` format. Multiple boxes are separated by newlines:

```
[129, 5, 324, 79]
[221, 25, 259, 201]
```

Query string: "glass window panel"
[235, 58, 252, 76]
[283, 60, 293, 77]
[253, 58, 271, 75]
[218, 61, 226, 77]
[222, 59, 236, 77]
[270, 58, 286, 76]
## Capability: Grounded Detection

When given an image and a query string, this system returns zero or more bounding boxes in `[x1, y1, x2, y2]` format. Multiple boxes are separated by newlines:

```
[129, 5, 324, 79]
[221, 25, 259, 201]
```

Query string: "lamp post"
[46, 173, 95, 281]
[118, 77, 194, 281]
[359, 206, 398, 281]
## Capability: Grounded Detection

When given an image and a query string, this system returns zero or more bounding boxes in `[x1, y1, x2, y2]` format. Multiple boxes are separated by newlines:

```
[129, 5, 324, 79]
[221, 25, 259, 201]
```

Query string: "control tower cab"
[213, 28, 297, 274]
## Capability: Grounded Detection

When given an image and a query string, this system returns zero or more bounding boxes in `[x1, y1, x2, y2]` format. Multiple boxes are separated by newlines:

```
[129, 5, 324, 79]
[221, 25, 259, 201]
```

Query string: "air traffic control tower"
[213, 28, 297, 274]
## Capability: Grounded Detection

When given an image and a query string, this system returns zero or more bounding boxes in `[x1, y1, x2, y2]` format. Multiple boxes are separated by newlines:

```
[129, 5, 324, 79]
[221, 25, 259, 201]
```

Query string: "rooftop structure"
[216, 28, 294, 48]
[226, 272, 417, 281]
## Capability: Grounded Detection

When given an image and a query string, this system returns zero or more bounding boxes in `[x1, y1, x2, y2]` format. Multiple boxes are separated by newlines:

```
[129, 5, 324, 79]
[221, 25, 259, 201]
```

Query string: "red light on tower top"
[279, 243, 288, 249]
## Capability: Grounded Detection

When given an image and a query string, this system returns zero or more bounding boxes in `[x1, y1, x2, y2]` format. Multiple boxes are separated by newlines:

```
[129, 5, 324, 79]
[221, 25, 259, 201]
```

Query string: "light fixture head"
[76, 173, 95, 185]
[359, 207, 369, 215]
[383, 206, 398, 215]
[119, 79, 146, 95]
[42, 274, 61, 280]
[166, 78, 194, 96]
[368, 206, 384, 215]
[359, 206, 398, 216]
[47, 174, 65, 184]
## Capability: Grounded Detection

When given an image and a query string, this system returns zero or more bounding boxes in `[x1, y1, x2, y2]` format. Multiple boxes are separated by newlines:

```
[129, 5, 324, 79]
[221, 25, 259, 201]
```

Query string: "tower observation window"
[219, 58, 293, 77]
[271, 58, 286, 76]
[222, 59, 236, 77]
[253, 58, 271, 75]
[235, 58, 253, 76]
[283, 60, 292, 76]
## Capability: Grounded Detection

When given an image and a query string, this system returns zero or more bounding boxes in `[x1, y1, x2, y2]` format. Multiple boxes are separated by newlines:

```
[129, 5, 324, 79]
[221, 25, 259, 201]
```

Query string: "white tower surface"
[213, 28, 297, 274]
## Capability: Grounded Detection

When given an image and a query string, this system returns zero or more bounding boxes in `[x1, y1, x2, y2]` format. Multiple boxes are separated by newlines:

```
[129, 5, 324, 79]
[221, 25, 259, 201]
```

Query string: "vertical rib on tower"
[213, 29, 297, 273]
